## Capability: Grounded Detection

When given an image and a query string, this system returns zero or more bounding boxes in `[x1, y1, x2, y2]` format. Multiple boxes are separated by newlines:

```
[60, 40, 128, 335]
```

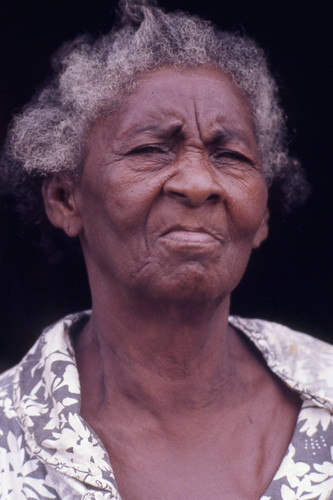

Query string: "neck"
[75, 284, 244, 416]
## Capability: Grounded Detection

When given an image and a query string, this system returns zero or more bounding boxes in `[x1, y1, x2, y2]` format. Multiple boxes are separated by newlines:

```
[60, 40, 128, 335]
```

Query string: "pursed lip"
[158, 226, 226, 244]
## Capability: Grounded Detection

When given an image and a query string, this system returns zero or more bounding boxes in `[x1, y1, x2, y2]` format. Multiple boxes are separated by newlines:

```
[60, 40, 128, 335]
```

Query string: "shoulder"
[0, 312, 89, 495]
[0, 363, 22, 433]
[0, 311, 89, 439]
[229, 316, 333, 410]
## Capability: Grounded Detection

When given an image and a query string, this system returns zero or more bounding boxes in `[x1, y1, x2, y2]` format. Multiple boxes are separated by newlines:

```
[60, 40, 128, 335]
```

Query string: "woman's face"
[72, 66, 268, 303]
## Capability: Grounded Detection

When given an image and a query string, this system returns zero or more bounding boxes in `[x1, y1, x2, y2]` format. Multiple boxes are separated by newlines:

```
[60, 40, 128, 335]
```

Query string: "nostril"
[170, 191, 187, 199]
[167, 188, 221, 206]
[187, 192, 220, 207]
[207, 193, 220, 203]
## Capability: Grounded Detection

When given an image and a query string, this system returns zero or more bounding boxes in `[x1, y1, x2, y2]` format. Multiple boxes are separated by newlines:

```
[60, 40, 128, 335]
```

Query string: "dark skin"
[43, 66, 301, 499]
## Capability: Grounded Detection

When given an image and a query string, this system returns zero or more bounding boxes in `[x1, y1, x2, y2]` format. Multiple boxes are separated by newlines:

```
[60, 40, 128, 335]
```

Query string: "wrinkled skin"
[73, 66, 268, 305]
[43, 66, 300, 500]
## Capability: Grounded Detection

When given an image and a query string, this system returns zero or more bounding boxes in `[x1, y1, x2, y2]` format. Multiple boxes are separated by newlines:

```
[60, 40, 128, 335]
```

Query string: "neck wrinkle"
[75, 293, 240, 417]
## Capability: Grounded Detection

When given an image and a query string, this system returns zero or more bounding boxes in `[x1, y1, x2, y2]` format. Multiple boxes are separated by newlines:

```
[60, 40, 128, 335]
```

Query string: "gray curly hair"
[1, 0, 308, 216]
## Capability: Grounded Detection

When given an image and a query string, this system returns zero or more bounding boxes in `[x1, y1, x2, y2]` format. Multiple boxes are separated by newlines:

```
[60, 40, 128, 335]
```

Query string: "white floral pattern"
[0, 312, 332, 499]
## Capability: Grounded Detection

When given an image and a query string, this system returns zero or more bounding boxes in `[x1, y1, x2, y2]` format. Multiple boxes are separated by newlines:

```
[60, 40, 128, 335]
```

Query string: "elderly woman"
[0, 1, 332, 499]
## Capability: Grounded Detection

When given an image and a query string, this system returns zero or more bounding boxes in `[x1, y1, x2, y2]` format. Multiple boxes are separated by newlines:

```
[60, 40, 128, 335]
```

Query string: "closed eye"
[128, 144, 169, 155]
[212, 150, 256, 166]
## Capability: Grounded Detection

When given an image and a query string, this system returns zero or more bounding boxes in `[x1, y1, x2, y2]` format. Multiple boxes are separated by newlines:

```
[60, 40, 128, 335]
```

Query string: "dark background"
[0, 0, 332, 369]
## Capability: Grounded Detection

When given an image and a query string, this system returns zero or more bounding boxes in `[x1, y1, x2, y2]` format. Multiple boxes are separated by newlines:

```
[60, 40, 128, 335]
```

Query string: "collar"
[229, 315, 333, 411]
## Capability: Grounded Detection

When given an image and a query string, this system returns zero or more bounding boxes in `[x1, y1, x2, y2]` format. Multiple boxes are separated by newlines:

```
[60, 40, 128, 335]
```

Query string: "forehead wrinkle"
[193, 97, 205, 144]
[188, 92, 256, 150]
[189, 114, 256, 151]
[115, 119, 184, 142]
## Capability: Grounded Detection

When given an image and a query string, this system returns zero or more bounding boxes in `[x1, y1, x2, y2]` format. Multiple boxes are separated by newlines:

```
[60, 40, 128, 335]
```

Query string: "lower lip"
[159, 230, 220, 246]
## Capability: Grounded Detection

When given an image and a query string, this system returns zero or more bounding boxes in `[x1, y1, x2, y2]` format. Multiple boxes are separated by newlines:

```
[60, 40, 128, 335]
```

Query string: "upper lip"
[160, 225, 225, 243]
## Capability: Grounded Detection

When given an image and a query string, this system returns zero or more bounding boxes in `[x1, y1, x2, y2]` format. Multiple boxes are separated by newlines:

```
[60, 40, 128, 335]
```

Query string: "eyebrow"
[117, 120, 256, 151]
[119, 122, 183, 141]
[209, 128, 253, 149]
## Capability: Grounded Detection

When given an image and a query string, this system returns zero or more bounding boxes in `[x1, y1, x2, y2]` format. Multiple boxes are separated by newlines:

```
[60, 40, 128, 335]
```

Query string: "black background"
[0, 0, 332, 368]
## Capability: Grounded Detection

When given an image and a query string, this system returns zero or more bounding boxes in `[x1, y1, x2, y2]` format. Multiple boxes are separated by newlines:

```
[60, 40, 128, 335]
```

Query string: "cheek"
[227, 179, 268, 237]
[97, 162, 170, 225]
[77, 169, 165, 252]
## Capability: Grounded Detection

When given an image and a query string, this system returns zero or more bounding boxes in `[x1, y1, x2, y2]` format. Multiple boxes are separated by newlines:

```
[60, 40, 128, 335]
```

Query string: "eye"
[128, 144, 168, 155]
[212, 150, 256, 167]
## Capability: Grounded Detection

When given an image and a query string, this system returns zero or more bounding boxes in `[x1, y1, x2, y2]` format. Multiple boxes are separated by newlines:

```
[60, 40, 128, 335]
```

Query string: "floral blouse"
[0, 312, 332, 499]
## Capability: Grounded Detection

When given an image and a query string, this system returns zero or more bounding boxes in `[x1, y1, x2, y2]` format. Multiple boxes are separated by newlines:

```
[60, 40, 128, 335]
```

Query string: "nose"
[163, 155, 223, 207]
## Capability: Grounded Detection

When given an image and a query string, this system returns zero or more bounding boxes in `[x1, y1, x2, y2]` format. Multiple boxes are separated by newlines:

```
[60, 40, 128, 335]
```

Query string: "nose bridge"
[164, 150, 222, 206]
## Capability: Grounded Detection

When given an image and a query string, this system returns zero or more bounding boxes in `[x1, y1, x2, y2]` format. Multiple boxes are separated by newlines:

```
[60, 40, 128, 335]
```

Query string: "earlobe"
[42, 175, 83, 238]
[252, 208, 269, 249]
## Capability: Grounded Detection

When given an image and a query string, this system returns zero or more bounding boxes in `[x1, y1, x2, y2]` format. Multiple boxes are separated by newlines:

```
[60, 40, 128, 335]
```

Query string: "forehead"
[91, 66, 256, 145]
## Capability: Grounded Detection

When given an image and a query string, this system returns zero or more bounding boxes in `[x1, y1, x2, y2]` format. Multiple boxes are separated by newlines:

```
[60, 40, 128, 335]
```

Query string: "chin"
[135, 261, 230, 304]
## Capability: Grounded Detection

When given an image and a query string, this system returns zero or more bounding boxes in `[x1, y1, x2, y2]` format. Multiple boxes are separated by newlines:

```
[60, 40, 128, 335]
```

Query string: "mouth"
[158, 226, 225, 248]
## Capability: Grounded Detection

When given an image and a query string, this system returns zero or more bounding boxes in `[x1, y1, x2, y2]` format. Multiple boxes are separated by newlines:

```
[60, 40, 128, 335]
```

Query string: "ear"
[252, 207, 269, 249]
[42, 174, 83, 238]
